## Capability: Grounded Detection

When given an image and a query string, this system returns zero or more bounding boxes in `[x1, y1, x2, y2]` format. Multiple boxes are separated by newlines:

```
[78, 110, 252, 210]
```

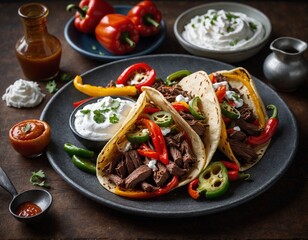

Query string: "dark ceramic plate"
[41, 54, 298, 218]
[64, 5, 166, 61]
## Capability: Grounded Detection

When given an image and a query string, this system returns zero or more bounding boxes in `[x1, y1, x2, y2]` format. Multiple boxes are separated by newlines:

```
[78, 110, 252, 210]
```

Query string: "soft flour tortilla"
[178, 71, 222, 167]
[96, 91, 206, 198]
[210, 67, 269, 171]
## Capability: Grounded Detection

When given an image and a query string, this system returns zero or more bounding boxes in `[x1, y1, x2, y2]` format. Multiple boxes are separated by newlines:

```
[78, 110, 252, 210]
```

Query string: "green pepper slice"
[71, 155, 96, 175]
[220, 101, 240, 119]
[165, 70, 192, 86]
[150, 111, 173, 127]
[64, 143, 95, 158]
[197, 161, 229, 199]
[189, 96, 206, 120]
[126, 129, 150, 143]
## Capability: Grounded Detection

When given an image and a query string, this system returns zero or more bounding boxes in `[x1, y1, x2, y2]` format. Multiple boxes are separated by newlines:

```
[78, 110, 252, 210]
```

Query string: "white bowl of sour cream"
[69, 96, 136, 151]
[174, 2, 272, 63]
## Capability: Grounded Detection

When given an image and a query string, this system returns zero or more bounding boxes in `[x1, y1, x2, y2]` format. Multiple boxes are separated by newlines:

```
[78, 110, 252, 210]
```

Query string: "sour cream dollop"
[182, 9, 264, 51]
[74, 97, 135, 140]
[2, 79, 45, 108]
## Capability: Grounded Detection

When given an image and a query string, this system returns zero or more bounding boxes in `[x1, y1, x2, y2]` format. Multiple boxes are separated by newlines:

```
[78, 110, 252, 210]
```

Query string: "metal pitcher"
[263, 37, 308, 92]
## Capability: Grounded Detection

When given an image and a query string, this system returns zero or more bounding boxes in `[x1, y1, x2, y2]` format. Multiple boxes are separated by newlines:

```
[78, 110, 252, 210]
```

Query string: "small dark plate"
[41, 54, 298, 218]
[64, 5, 166, 61]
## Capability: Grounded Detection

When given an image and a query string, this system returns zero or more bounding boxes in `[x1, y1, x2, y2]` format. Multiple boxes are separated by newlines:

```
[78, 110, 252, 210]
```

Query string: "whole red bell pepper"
[247, 104, 279, 145]
[116, 63, 156, 92]
[128, 0, 162, 37]
[95, 14, 140, 55]
[66, 0, 114, 34]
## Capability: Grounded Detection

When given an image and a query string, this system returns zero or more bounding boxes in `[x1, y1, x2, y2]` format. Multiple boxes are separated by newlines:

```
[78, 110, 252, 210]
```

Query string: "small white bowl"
[174, 2, 272, 63]
[69, 96, 135, 152]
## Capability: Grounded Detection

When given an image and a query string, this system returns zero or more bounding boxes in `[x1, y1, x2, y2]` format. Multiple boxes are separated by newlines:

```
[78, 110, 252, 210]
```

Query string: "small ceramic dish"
[174, 2, 272, 63]
[64, 5, 166, 61]
[69, 96, 136, 152]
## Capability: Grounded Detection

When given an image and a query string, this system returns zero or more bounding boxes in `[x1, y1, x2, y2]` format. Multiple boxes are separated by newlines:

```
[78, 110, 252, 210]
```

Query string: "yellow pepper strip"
[73, 75, 138, 97]
[220, 70, 266, 128]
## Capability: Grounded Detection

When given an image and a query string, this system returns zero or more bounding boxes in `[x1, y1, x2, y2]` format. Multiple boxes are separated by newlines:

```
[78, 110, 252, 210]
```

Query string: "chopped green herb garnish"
[227, 26, 235, 33]
[109, 114, 119, 124]
[93, 110, 106, 123]
[210, 14, 218, 25]
[232, 93, 241, 101]
[46, 80, 58, 94]
[99, 51, 104, 55]
[249, 22, 257, 32]
[60, 72, 72, 82]
[226, 12, 239, 21]
[80, 109, 91, 114]
[230, 39, 239, 46]
[23, 123, 32, 133]
[30, 170, 50, 188]
[110, 100, 120, 110]
[92, 45, 97, 51]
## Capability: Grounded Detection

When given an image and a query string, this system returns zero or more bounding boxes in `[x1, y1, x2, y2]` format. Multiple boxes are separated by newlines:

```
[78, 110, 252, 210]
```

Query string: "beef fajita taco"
[209, 67, 270, 171]
[147, 71, 222, 166]
[96, 91, 207, 199]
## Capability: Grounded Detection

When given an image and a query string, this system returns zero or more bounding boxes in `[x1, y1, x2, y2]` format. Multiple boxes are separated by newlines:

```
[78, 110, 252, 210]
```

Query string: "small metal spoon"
[0, 167, 52, 224]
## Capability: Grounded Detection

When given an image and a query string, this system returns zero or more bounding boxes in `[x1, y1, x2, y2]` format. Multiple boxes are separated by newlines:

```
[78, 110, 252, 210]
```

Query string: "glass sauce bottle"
[15, 3, 62, 81]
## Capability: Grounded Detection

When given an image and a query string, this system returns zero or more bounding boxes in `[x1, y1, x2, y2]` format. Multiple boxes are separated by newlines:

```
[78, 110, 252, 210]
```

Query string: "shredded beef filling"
[104, 131, 197, 192]
[216, 73, 262, 166]
[152, 79, 208, 137]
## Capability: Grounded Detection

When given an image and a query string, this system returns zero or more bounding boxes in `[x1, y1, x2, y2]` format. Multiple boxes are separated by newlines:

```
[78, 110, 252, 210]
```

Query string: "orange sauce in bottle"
[15, 3, 62, 81]
[16, 44, 61, 81]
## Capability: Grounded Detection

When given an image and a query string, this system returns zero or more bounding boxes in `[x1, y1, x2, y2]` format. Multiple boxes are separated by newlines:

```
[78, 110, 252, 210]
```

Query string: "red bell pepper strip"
[228, 170, 250, 181]
[95, 14, 140, 55]
[73, 97, 94, 108]
[216, 85, 227, 103]
[143, 106, 160, 114]
[114, 175, 179, 199]
[171, 102, 190, 113]
[220, 160, 239, 171]
[66, 0, 114, 34]
[116, 63, 156, 92]
[188, 178, 200, 200]
[247, 104, 279, 145]
[209, 74, 217, 83]
[128, 0, 162, 37]
[140, 118, 169, 165]
[221, 160, 250, 181]
[137, 143, 160, 160]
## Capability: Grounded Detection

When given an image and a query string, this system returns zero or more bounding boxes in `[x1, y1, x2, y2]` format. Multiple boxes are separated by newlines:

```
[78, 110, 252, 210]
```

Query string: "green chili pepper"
[197, 161, 229, 199]
[165, 70, 192, 86]
[189, 96, 206, 120]
[71, 155, 96, 175]
[63, 143, 95, 158]
[150, 111, 173, 127]
[220, 101, 240, 120]
[126, 129, 150, 143]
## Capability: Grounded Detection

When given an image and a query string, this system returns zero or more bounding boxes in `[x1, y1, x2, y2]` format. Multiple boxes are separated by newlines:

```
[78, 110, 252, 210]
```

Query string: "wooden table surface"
[0, 0, 307, 239]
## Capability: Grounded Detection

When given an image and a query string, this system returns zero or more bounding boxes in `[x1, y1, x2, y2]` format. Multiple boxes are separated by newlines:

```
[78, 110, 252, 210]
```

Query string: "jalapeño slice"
[150, 111, 173, 127]
[220, 101, 240, 119]
[189, 96, 206, 120]
[126, 129, 150, 143]
[197, 161, 229, 199]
